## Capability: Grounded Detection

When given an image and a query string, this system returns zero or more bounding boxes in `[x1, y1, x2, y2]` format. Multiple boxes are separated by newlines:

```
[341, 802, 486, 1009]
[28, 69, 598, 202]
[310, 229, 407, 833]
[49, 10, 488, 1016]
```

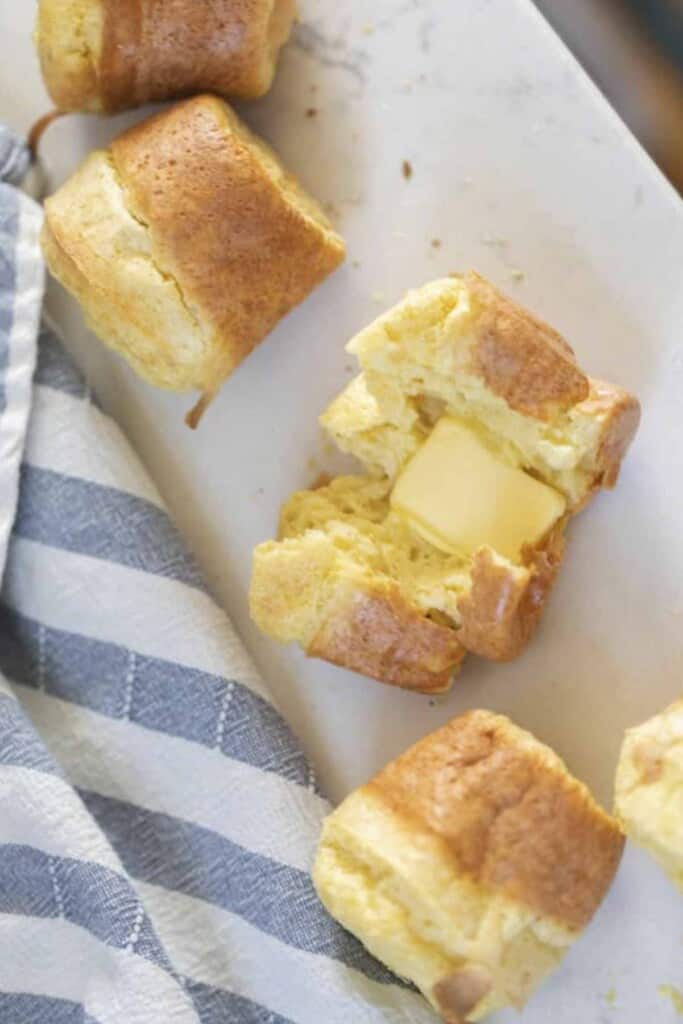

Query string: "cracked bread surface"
[314, 710, 624, 1022]
[42, 95, 345, 400]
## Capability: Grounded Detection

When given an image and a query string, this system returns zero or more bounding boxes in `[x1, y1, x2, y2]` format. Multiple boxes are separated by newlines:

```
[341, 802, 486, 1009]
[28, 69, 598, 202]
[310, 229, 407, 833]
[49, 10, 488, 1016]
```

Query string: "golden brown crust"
[109, 95, 344, 384]
[308, 581, 466, 694]
[456, 527, 566, 661]
[433, 966, 493, 1024]
[579, 379, 641, 491]
[101, 0, 295, 111]
[99, 0, 141, 112]
[465, 271, 590, 421]
[369, 710, 624, 931]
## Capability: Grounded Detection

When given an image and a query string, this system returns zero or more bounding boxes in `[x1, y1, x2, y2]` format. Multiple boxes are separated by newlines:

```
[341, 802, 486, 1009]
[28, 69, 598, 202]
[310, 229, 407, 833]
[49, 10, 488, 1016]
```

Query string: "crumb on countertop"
[604, 987, 617, 1007]
[481, 235, 508, 248]
[306, 107, 318, 118]
[312, 471, 332, 490]
[510, 269, 525, 282]
[402, 160, 413, 180]
[372, 291, 387, 304]
[352, 259, 361, 268]
[431, 238, 442, 249]
[362, 22, 374, 35]
[659, 985, 683, 1014]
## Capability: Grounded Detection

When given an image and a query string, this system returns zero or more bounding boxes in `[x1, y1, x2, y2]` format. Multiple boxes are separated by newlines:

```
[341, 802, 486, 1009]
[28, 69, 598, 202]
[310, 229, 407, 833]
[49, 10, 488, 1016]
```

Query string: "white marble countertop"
[2, 1, 683, 1020]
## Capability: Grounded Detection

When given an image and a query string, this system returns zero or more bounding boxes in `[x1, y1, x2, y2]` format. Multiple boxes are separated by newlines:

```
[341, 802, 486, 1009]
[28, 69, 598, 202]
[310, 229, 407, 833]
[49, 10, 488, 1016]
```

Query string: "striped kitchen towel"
[0, 126, 433, 1024]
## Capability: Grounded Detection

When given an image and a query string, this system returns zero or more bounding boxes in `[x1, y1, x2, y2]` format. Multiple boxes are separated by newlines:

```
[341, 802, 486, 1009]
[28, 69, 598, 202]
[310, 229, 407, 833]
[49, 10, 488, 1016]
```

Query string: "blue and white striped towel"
[0, 126, 433, 1024]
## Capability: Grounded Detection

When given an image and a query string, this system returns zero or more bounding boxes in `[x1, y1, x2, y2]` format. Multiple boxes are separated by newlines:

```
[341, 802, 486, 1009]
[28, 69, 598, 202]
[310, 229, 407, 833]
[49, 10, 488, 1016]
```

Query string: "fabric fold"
[0, 126, 429, 1023]
[0, 129, 44, 579]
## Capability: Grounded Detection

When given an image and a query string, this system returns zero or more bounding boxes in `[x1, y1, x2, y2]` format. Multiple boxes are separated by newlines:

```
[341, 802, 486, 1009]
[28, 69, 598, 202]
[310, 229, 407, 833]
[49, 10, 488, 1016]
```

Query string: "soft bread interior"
[35, 0, 103, 112]
[252, 418, 555, 650]
[327, 278, 612, 510]
[251, 273, 637, 674]
[252, 400, 550, 645]
[257, 476, 491, 640]
[615, 700, 683, 890]
[314, 788, 571, 1020]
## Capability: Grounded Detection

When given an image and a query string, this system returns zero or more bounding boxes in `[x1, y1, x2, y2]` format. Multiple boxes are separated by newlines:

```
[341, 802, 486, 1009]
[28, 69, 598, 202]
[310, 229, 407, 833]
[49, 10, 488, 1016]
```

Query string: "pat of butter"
[391, 417, 566, 561]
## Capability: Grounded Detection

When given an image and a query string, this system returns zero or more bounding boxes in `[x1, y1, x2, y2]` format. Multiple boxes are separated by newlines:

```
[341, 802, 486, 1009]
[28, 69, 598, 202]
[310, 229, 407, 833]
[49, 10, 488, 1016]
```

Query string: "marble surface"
[2, 1, 683, 1020]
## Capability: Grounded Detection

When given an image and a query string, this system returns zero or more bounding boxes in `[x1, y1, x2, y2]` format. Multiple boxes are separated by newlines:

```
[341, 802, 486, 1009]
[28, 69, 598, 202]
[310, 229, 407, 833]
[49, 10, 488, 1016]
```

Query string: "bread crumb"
[352, 259, 361, 269]
[659, 985, 683, 1014]
[431, 239, 442, 249]
[306, 107, 318, 118]
[604, 987, 617, 1006]
[362, 22, 374, 35]
[510, 269, 525, 282]
[402, 160, 413, 180]
[481, 235, 507, 248]
[372, 291, 387, 304]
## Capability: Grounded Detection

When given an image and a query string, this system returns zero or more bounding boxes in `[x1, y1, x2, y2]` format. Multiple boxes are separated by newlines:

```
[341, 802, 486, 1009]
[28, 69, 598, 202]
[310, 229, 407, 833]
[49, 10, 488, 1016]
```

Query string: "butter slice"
[391, 417, 565, 561]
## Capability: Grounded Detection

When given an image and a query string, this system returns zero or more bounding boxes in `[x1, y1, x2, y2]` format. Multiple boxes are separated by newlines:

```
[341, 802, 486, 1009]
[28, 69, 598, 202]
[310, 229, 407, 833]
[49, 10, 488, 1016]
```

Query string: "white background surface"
[2, 1, 683, 1020]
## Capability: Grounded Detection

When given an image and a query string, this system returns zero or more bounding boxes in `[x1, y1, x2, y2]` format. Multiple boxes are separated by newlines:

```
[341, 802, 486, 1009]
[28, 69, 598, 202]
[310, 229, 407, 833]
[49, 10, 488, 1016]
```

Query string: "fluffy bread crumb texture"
[41, 95, 344, 403]
[615, 698, 683, 890]
[250, 272, 639, 690]
[314, 710, 624, 1022]
[35, 0, 297, 112]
